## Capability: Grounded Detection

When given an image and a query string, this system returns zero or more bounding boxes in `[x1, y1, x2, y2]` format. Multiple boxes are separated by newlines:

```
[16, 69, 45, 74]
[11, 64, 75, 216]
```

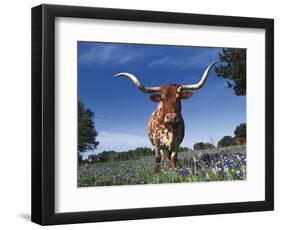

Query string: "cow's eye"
[161, 95, 166, 100]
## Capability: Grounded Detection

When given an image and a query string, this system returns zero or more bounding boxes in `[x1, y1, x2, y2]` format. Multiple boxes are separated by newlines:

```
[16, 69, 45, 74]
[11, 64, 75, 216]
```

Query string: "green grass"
[78, 145, 246, 187]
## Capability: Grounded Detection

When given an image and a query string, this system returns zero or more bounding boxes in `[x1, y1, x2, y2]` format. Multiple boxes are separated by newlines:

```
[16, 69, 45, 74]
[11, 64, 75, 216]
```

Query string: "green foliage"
[215, 48, 246, 96]
[78, 101, 99, 162]
[217, 136, 235, 147]
[234, 123, 246, 138]
[88, 147, 154, 163]
[193, 142, 215, 150]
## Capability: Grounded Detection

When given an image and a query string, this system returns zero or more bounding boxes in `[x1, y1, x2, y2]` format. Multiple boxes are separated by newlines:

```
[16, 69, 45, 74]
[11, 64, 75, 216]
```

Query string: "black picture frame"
[31, 4, 274, 225]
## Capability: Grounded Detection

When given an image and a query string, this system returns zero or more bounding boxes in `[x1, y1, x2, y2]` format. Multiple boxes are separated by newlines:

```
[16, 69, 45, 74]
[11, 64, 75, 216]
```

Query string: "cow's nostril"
[165, 113, 178, 122]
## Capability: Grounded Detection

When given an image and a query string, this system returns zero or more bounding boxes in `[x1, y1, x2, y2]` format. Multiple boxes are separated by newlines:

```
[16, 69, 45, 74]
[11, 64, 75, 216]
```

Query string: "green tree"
[215, 48, 246, 96]
[234, 123, 246, 138]
[217, 136, 235, 147]
[78, 101, 99, 162]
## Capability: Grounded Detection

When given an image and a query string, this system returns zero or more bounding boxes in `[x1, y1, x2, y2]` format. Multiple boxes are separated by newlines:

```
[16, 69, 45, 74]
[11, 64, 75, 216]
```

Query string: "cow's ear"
[149, 94, 161, 102]
[181, 91, 193, 100]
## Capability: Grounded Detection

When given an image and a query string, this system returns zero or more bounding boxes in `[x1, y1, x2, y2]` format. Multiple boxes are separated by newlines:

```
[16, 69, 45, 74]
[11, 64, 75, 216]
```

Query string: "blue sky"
[78, 42, 246, 157]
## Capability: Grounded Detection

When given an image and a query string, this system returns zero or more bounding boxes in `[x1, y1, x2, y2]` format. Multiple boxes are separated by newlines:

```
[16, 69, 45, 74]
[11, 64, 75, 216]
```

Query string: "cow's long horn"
[114, 72, 160, 93]
[181, 61, 219, 90]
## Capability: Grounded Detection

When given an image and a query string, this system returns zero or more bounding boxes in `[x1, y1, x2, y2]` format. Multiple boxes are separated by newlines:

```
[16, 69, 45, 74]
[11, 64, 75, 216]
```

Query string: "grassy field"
[78, 145, 246, 187]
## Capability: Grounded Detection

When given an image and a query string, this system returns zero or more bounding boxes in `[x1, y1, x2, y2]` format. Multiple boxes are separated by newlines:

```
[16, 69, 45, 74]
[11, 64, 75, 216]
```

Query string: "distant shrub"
[204, 143, 216, 149]
[193, 142, 204, 150]
[235, 136, 246, 145]
[193, 142, 215, 150]
[178, 146, 192, 152]
[87, 147, 154, 163]
[217, 136, 236, 147]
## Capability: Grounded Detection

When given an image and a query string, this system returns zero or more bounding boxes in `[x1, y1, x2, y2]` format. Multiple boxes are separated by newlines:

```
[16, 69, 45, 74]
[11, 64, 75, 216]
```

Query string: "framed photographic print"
[31, 4, 274, 225]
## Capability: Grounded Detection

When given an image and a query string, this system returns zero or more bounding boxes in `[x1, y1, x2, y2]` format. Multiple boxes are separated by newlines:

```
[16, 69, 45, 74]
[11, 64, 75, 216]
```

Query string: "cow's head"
[149, 84, 193, 124]
[114, 61, 218, 124]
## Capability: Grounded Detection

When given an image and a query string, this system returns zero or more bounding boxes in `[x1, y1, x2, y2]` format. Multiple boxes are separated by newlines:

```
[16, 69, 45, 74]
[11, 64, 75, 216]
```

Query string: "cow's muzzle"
[164, 113, 179, 123]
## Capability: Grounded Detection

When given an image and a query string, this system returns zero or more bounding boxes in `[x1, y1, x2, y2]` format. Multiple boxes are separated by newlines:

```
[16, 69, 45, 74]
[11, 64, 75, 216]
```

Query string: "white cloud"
[95, 130, 152, 153]
[147, 55, 169, 67]
[79, 44, 143, 66]
[147, 48, 220, 70]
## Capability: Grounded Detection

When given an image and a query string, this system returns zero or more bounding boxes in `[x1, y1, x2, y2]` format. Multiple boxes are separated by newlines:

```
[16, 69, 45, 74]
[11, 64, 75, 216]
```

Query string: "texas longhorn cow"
[114, 61, 218, 170]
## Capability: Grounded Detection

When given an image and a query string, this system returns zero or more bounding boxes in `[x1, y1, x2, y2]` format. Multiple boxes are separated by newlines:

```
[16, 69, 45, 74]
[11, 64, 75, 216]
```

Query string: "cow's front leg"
[155, 148, 161, 172]
[170, 151, 177, 169]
